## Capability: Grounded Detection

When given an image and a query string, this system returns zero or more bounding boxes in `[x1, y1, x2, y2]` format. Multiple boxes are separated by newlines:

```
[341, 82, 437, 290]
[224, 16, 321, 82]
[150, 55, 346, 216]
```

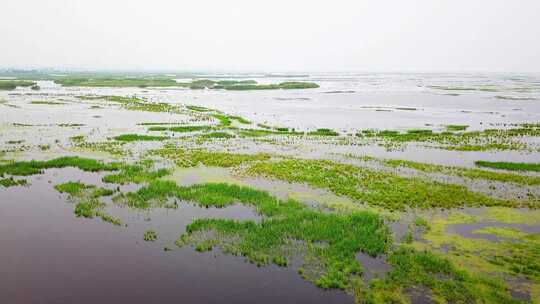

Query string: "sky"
[2, 0, 540, 72]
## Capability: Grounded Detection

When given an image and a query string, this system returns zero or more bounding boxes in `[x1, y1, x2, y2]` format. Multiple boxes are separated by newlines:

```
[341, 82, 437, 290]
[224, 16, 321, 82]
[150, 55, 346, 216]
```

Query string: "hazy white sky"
[2, 0, 540, 72]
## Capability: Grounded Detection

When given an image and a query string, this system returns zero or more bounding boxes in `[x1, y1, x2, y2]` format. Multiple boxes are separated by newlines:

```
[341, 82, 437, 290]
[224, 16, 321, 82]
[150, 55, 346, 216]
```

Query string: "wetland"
[1, 71, 540, 303]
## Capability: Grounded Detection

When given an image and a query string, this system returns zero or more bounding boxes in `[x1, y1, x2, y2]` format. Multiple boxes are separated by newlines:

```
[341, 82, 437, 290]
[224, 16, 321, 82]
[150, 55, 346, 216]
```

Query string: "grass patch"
[224, 81, 319, 90]
[30, 101, 66, 105]
[119, 180, 390, 290]
[177, 79, 319, 90]
[54, 77, 179, 88]
[148, 125, 212, 132]
[446, 124, 469, 131]
[113, 134, 168, 142]
[0, 156, 120, 176]
[199, 132, 235, 139]
[144, 230, 158, 241]
[186, 105, 213, 112]
[364, 246, 520, 303]
[55, 181, 114, 197]
[151, 146, 271, 168]
[358, 124, 540, 151]
[0, 80, 36, 90]
[376, 158, 540, 186]
[243, 159, 520, 211]
[475, 161, 540, 172]
[308, 128, 339, 136]
[102, 162, 170, 184]
[0, 177, 27, 187]
[55, 181, 121, 226]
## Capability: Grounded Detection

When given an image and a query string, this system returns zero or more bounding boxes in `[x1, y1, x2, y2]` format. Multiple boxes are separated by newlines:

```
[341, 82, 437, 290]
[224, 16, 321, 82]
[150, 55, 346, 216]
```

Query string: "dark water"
[0, 169, 351, 304]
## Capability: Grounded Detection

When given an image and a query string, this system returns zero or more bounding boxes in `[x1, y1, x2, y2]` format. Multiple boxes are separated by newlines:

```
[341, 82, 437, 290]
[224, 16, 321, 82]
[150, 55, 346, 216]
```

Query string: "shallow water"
[0, 169, 350, 304]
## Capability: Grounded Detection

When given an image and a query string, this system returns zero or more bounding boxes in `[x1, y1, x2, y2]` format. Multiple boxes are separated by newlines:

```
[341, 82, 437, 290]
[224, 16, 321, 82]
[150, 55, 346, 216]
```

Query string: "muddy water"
[0, 169, 351, 304]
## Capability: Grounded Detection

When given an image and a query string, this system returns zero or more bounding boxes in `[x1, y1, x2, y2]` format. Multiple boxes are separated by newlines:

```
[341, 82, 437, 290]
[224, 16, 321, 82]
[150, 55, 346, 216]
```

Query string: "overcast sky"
[2, 0, 540, 72]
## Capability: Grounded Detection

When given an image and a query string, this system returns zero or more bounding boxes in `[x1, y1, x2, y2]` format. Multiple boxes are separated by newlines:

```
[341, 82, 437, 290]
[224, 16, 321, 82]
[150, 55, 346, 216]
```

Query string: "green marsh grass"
[199, 132, 235, 139]
[244, 159, 521, 210]
[0, 177, 27, 187]
[102, 162, 170, 184]
[0, 156, 120, 176]
[378, 158, 540, 185]
[55, 181, 121, 226]
[186, 105, 213, 112]
[113, 134, 168, 142]
[119, 180, 391, 290]
[144, 230, 158, 241]
[364, 246, 520, 303]
[308, 128, 340, 136]
[30, 101, 66, 105]
[54, 181, 114, 197]
[446, 124, 469, 131]
[152, 146, 271, 168]
[0, 80, 36, 90]
[54, 77, 179, 88]
[148, 125, 212, 132]
[358, 123, 540, 151]
[475, 161, 540, 172]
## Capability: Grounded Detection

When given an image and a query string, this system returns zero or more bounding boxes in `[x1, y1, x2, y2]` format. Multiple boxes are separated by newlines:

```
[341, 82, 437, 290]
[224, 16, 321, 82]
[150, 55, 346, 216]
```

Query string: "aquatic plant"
[224, 82, 319, 90]
[363, 246, 520, 303]
[148, 125, 212, 132]
[358, 123, 540, 151]
[186, 105, 213, 112]
[375, 157, 540, 185]
[151, 146, 271, 168]
[113, 134, 168, 142]
[102, 162, 170, 184]
[74, 199, 104, 218]
[446, 124, 469, 131]
[55, 181, 121, 226]
[30, 101, 66, 105]
[0, 156, 120, 176]
[54, 77, 179, 88]
[0, 80, 36, 90]
[475, 161, 540, 172]
[243, 159, 520, 210]
[308, 128, 339, 136]
[144, 230, 158, 241]
[0, 177, 27, 187]
[199, 131, 235, 139]
[55, 181, 114, 197]
[119, 180, 390, 290]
